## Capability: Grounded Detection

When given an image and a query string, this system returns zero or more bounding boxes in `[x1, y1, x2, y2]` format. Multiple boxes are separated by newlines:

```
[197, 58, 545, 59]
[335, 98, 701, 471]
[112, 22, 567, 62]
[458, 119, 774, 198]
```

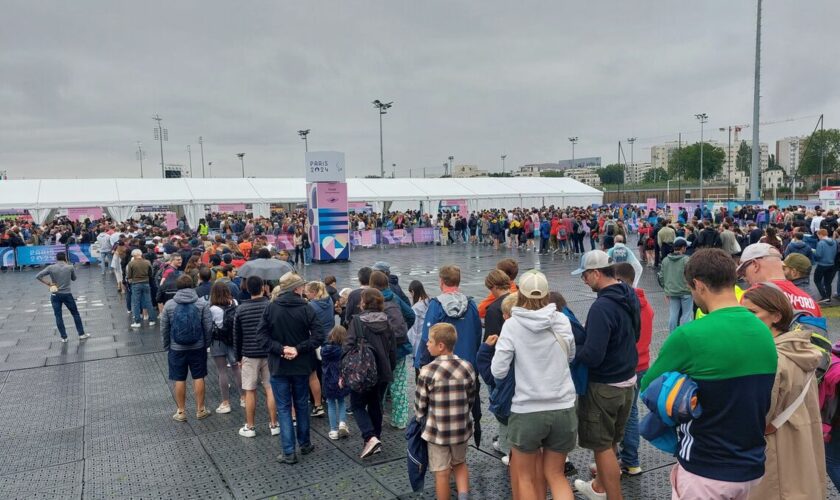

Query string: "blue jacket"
[320, 342, 350, 400]
[308, 297, 335, 341]
[476, 342, 514, 424]
[540, 220, 550, 239]
[784, 239, 814, 263]
[640, 371, 703, 454]
[815, 238, 837, 267]
[406, 417, 428, 492]
[382, 288, 415, 329]
[415, 293, 481, 369]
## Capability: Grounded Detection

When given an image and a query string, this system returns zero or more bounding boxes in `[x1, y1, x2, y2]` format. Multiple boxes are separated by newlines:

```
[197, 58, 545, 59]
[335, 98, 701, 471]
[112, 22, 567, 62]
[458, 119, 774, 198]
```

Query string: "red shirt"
[751, 279, 822, 317]
[635, 288, 654, 372]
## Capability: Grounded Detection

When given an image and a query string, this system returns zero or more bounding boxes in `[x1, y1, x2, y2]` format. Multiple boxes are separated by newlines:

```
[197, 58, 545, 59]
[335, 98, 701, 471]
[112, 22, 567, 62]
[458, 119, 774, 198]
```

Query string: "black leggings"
[294, 246, 304, 265]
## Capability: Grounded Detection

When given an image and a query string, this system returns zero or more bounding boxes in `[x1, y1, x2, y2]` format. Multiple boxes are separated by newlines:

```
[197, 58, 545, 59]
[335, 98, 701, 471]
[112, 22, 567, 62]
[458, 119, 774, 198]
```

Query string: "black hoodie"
[257, 292, 324, 377]
[576, 282, 640, 384]
[345, 311, 397, 384]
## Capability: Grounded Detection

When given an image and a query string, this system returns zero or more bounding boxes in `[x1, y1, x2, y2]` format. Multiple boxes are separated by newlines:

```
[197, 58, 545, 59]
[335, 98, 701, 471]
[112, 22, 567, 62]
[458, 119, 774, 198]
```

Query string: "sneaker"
[311, 405, 325, 417]
[338, 422, 350, 438]
[277, 453, 298, 465]
[148, 321, 156, 327]
[130, 322, 141, 328]
[492, 440, 502, 453]
[60, 338, 68, 343]
[172, 410, 187, 422]
[79, 333, 91, 339]
[196, 408, 212, 419]
[328, 430, 340, 440]
[300, 443, 315, 455]
[574, 479, 607, 499]
[238, 425, 256, 438]
[360, 437, 382, 458]
[501, 455, 510, 466]
[215, 403, 231, 414]
[565, 459, 578, 476]
[269, 424, 280, 436]
[819, 298, 832, 304]
[240, 399, 246, 408]
[621, 465, 643, 476]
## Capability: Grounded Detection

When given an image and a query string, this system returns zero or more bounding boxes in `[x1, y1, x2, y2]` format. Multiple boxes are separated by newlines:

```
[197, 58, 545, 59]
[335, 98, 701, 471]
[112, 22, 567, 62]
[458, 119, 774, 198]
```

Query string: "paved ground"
[0, 241, 838, 499]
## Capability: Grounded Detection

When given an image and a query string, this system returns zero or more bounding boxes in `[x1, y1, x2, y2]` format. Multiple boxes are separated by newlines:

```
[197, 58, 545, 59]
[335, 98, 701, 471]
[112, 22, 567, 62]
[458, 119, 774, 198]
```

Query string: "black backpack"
[340, 317, 379, 393]
[212, 304, 237, 345]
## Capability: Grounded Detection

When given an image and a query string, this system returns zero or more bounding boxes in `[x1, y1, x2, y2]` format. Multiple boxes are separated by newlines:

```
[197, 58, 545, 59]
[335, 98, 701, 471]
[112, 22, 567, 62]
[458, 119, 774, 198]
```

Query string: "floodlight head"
[236, 153, 245, 158]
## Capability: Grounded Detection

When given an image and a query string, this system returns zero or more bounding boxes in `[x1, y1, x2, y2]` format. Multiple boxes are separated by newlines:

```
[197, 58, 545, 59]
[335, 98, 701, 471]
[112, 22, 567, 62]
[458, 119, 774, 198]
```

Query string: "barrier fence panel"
[380, 229, 413, 246]
[0, 247, 15, 267]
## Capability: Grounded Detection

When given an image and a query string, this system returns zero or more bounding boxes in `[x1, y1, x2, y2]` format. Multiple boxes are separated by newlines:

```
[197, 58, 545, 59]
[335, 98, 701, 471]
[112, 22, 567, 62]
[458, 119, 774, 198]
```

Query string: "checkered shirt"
[414, 354, 477, 445]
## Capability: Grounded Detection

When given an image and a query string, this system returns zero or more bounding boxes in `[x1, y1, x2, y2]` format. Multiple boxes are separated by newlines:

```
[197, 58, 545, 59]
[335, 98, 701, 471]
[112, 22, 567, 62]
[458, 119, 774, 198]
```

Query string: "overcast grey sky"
[1, 0, 838, 179]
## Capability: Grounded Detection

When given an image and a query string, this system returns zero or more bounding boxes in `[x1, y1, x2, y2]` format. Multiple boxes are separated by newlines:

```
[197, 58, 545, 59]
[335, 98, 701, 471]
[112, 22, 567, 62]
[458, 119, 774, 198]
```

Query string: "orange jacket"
[477, 282, 518, 318]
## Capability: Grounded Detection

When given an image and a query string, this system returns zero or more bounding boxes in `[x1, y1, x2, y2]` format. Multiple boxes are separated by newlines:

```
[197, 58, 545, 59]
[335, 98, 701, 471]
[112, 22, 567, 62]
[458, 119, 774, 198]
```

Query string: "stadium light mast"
[568, 137, 578, 168]
[298, 129, 310, 152]
[750, 0, 763, 200]
[152, 113, 168, 178]
[236, 153, 246, 177]
[373, 100, 393, 178]
[695, 113, 708, 204]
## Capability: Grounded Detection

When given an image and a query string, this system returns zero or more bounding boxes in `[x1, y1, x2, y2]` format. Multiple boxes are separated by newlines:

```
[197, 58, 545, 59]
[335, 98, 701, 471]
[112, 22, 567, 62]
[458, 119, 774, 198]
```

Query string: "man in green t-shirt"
[642, 249, 777, 499]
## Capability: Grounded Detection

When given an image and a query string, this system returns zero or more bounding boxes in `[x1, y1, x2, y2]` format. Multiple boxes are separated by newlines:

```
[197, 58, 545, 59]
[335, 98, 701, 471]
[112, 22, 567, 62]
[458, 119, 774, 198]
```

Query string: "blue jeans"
[51, 293, 85, 339]
[326, 397, 346, 432]
[827, 429, 840, 493]
[668, 295, 693, 333]
[130, 283, 156, 323]
[270, 374, 311, 456]
[100, 251, 111, 274]
[619, 370, 646, 468]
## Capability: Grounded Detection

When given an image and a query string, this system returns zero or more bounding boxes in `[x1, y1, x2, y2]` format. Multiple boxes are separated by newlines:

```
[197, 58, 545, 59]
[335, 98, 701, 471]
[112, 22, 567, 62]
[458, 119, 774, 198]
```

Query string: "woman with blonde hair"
[304, 280, 333, 418]
[742, 284, 826, 500]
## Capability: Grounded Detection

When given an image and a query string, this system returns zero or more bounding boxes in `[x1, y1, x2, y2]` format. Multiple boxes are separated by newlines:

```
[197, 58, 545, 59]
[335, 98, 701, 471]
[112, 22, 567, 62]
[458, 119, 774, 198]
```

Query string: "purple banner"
[381, 229, 413, 245]
[412, 227, 436, 243]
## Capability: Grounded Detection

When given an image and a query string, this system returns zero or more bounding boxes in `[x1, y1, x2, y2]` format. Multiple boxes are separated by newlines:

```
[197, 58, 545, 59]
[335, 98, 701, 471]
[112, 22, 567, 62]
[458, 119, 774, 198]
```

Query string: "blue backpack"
[171, 303, 204, 345]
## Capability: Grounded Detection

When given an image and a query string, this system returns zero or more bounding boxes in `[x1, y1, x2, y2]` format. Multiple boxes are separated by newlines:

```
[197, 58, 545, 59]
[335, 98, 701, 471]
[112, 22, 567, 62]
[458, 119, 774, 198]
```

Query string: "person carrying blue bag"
[640, 371, 703, 454]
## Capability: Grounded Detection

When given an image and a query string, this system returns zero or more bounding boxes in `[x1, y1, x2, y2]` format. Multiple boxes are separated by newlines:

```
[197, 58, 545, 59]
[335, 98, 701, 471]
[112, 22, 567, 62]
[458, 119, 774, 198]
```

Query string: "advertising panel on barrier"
[66, 244, 99, 264]
[0, 247, 15, 267]
[351, 230, 378, 248]
[265, 234, 295, 250]
[15, 245, 66, 266]
[381, 229, 413, 245]
[412, 227, 436, 243]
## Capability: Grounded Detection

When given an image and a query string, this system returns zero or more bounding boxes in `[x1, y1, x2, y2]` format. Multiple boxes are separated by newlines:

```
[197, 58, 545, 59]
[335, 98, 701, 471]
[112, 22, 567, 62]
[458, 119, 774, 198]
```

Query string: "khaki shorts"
[240, 357, 270, 391]
[578, 382, 634, 451]
[508, 407, 577, 454]
[427, 441, 468, 472]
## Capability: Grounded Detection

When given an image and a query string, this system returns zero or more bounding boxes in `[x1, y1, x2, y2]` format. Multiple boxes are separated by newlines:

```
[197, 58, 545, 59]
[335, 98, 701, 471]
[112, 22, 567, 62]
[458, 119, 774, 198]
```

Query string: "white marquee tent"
[0, 177, 602, 226]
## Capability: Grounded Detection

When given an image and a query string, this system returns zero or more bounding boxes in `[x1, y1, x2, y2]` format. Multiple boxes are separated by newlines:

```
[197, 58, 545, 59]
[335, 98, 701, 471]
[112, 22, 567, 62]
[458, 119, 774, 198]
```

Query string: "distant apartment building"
[451, 164, 487, 178]
[565, 167, 601, 188]
[650, 141, 685, 173]
[719, 140, 769, 184]
[516, 163, 561, 177]
[762, 169, 785, 191]
[558, 156, 601, 169]
[776, 136, 806, 175]
[624, 162, 653, 184]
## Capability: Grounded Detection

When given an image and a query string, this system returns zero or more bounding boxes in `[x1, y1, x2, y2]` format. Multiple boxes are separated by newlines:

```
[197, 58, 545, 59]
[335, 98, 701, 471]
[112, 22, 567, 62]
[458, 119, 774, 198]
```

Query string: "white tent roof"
[0, 176, 601, 210]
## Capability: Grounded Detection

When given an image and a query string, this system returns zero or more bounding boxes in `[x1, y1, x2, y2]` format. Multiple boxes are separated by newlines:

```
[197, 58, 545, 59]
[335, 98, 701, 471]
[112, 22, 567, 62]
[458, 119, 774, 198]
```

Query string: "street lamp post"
[136, 141, 146, 178]
[198, 136, 206, 178]
[448, 156, 454, 177]
[392, 163, 396, 178]
[236, 153, 246, 177]
[373, 100, 393, 178]
[186, 145, 193, 177]
[568, 137, 578, 168]
[152, 113, 168, 178]
[298, 129, 310, 152]
[695, 113, 708, 204]
[719, 126, 732, 201]
[501, 154, 507, 174]
[208, 161, 213, 178]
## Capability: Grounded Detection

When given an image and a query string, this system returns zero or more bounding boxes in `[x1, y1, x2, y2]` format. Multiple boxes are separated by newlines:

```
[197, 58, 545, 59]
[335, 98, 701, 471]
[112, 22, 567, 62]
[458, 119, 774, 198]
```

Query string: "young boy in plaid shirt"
[415, 323, 478, 500]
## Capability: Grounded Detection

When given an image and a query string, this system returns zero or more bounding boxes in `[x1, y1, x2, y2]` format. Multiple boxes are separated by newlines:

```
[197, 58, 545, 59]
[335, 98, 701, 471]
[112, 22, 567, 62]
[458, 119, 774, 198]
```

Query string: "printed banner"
[0, 247, 15, 267]
[412, 227, 436, 243]
[646, 198, 657, 211]
[308, 182, 350, 261]
[66, 244, 99, 264]
[381, 229, 413, 245]
[15, 245, 67, 266]
[217, 204, 247, 213]
[265, 234, 296, 251]
[67, 207, 103, 221]
[164, 212, 178, 230]
[350, 230, 378, 248]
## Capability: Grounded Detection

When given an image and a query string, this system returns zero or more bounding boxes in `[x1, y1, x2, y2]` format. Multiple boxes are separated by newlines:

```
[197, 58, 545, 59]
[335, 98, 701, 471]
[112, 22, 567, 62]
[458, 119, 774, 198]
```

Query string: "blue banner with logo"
[15, 245, 66, 266]
[0, 247, 15, 267]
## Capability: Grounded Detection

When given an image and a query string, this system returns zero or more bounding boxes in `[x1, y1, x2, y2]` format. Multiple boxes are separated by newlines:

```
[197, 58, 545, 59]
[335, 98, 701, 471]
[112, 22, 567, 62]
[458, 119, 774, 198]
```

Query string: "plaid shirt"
[414, 354, 477, 445]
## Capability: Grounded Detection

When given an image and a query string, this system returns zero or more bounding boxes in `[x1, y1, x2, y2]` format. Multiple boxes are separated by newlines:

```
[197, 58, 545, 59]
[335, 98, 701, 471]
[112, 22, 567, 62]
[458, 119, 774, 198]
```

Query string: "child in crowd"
[320, 325, 351, 440]
[415, 323, 477, 500]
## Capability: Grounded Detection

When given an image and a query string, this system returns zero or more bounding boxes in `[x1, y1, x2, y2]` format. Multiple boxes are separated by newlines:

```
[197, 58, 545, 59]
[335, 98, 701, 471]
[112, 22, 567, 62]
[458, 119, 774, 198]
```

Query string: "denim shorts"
[168, 348, 208, 381]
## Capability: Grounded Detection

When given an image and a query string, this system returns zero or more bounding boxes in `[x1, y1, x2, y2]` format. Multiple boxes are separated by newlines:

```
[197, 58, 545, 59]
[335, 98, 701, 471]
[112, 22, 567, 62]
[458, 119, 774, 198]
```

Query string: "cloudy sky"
[1, 0, 838, 180]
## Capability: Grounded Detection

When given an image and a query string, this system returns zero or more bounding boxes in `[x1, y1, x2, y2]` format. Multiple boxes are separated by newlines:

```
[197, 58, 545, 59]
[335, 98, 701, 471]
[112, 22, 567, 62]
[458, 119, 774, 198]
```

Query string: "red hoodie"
[635, 288, 654, 372]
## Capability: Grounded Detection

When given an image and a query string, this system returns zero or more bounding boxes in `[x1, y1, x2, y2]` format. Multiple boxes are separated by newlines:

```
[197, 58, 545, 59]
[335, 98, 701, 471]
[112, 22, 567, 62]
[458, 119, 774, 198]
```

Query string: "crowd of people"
[5, 201, 840, 499]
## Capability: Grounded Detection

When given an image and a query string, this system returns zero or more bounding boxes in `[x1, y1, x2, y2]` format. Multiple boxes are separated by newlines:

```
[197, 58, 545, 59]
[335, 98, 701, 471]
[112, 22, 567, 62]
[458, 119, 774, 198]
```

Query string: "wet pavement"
[0, 241, 837, 499]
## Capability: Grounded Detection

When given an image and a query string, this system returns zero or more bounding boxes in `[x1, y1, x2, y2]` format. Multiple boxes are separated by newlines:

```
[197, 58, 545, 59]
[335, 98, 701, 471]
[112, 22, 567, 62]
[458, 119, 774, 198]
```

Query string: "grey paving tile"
[0, 460, 84, 499]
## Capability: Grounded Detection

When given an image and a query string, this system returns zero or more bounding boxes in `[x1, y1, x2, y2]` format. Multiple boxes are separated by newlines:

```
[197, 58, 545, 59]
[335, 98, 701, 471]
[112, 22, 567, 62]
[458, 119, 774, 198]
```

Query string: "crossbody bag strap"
[770, 373, 815, 430]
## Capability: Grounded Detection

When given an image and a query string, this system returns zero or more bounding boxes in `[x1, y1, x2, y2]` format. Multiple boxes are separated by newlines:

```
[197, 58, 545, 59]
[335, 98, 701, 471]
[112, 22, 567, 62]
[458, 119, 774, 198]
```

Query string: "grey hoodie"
[438, 292, 469, 318]
[160, 288, 213, 351]
[491, 303, 577, 413]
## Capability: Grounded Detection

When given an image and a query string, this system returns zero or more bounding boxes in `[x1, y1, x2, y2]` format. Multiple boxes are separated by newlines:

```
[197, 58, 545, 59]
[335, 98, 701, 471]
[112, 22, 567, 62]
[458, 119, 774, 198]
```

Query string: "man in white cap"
[571, 250, 640, 499]
[606, 235, 642, 288]
[257, 271, 325, 464]
[738, 242, 822, 316]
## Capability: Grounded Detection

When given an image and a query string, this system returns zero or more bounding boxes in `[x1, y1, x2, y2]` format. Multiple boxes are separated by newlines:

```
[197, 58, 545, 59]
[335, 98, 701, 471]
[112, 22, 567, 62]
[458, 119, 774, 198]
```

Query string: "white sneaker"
[492, 440, 501, 453]
[130, 323, 141, 328]
[574, 479, 607, 499]
[79, 333, 91, 339]
[148, 321, 156, 327]
[328, 430, 339, 440]
[238, 425, 256, 438]
[269, 424, 280, 436]
[215, 403, 231, 414]
[60, 338, 69, 343]
[501, 455, 509, 466]
[240, 399, 246, 408]
[338, 422, 350, 438]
